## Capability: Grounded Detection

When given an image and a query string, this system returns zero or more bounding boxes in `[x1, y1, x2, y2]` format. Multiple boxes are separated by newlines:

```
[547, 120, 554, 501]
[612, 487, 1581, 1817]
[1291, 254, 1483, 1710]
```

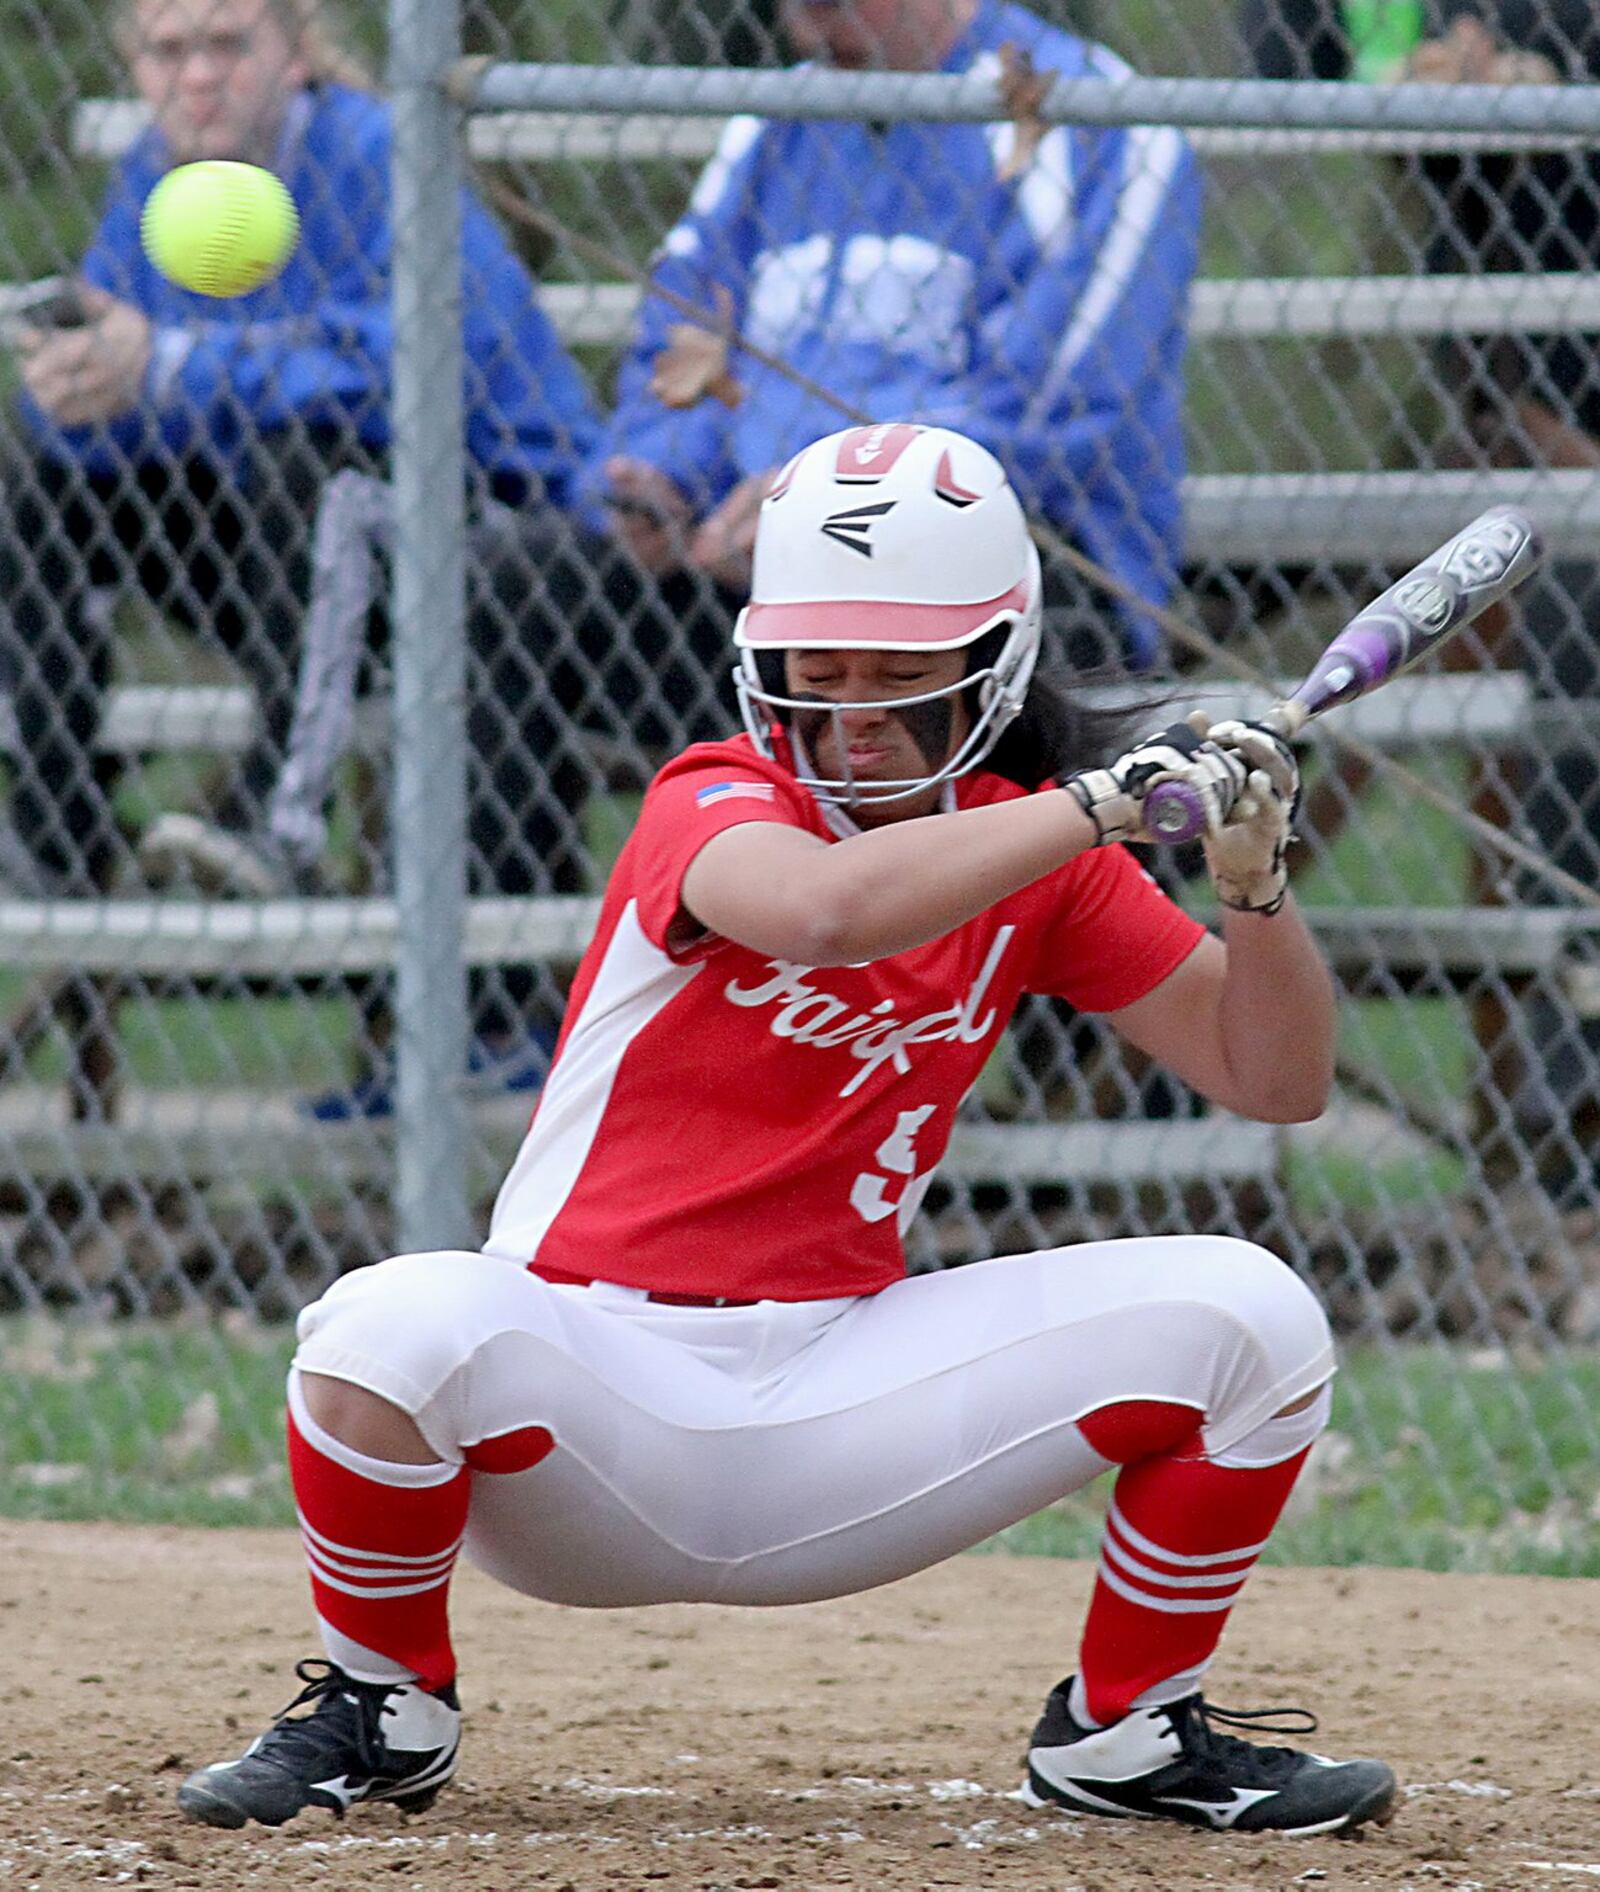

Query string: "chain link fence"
[1, 0, 1598, 1564]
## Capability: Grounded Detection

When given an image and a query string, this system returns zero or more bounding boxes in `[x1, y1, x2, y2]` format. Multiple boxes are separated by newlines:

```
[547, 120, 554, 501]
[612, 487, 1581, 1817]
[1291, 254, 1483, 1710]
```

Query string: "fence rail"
[79, 96, 1600, 162]
[464, 61, 1600, 138]
[4, 12, 1600, 1562]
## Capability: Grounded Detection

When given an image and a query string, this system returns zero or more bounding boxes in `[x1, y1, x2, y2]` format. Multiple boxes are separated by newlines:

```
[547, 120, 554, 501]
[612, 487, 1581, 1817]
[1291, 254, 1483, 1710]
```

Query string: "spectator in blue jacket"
[0, 0, 599, 909]
[598, 0, 1202, 677]
[208, 0, 1201, 894]
[590, 0, 1201, 1119]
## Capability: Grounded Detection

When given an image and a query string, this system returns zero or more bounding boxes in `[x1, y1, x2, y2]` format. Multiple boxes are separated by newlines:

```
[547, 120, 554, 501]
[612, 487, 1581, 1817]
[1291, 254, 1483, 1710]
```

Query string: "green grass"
[4, 984, 359, 1093]
[991, 1345, 1600, 1577]
[1283, 1139, 1468, 1217]
[1295, 759, 1473, 913]
[0, 1320, 294, 1527]
[4, 1323, 1598, 1577]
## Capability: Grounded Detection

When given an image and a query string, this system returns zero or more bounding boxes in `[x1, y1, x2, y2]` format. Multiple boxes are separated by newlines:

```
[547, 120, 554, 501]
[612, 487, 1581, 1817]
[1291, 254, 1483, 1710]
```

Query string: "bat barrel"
[1136, 504, 1544, 853]
[1286, 504, 1544, 724]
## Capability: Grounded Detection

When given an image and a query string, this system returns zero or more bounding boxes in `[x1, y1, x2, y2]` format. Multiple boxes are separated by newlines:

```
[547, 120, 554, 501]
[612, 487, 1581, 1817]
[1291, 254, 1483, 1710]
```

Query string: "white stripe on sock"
[303, 1554, 455, 1604]
[1101, 1529, 1255, 1595]
[298, 1510, 464, 1570]
[1093, 1555, 1242, 1616]
[1107, 1499, 1271, 1568]
[300, 1539, 461, 1589]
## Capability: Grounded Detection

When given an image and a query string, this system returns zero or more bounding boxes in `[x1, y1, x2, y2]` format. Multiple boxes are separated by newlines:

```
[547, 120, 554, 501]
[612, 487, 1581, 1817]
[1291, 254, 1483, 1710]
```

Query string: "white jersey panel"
[485, 899, 702, 1264]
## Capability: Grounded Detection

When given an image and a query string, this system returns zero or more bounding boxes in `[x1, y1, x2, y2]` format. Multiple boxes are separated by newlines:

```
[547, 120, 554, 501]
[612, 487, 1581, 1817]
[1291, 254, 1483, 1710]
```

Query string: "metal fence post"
[388, 0, 471, 1251]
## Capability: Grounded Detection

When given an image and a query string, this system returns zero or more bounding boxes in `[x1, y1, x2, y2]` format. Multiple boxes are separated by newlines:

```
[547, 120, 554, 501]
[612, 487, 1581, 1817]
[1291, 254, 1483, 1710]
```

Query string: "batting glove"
[1195, 715, 1302, 914]
[1061, 719, 1248, 847]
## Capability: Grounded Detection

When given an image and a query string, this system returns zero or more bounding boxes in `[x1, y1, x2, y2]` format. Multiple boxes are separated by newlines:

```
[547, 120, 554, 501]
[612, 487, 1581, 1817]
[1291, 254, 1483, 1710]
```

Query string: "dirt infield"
[3, 1520, 1597, 1890]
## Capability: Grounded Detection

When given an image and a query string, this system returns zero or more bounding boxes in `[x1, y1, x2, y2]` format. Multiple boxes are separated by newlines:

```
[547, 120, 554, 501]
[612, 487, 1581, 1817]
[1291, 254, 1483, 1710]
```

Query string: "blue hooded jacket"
[597, 3, 1201, 665]
[22, 83, 599, 508]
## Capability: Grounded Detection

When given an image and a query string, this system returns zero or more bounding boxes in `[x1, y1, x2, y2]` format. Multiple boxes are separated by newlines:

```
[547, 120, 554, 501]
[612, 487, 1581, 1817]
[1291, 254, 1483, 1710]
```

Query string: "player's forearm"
[1213, 899, 1336, 1122]
[798, 791, 1099, 964]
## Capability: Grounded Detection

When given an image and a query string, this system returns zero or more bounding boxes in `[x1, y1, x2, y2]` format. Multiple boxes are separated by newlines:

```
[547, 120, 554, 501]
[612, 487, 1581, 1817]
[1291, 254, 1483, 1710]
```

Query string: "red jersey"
[484, 737, 1205, 1300]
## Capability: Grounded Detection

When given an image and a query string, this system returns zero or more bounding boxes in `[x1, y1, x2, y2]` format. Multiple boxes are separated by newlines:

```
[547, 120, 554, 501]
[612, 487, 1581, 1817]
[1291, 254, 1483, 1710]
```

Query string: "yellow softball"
[140, 161, 299, 299]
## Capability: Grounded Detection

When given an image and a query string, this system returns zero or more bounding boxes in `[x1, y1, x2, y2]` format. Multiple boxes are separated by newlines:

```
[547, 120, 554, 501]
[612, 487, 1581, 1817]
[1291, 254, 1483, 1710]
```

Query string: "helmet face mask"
[733, 424, 1043, 810]
[737, 615, 1038, 808]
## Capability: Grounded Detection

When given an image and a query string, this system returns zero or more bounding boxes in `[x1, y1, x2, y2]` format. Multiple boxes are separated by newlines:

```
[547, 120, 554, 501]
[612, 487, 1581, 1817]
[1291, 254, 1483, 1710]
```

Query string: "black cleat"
[177, 1659, 460, 1830]
[1022, 1675, 1397, 1836]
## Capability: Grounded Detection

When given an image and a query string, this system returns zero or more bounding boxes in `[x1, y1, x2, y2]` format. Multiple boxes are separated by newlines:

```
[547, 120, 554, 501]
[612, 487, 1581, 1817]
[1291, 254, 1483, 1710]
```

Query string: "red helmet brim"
[736, 580, 1033, 652]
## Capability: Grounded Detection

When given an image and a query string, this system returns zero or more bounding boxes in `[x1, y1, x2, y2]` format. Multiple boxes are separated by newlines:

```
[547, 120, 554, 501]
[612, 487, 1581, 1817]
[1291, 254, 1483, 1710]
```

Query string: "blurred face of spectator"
[126, 0, 309, 166]
[780, 0, 975, 71]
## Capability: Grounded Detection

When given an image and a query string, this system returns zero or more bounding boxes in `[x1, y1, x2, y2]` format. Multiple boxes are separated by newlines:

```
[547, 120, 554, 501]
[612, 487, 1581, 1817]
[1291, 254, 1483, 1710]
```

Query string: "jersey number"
[850, 1105, 936, 1232]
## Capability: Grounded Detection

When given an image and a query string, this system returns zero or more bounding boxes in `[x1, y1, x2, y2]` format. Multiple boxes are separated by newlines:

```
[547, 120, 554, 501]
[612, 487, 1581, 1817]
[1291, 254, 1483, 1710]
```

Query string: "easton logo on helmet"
[820, 500, 897, 557]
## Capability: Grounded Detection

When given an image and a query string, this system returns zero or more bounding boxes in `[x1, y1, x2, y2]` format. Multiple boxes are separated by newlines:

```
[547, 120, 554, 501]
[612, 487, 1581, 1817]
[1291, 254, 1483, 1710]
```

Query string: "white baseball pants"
[292, 1236, 1334, 1610]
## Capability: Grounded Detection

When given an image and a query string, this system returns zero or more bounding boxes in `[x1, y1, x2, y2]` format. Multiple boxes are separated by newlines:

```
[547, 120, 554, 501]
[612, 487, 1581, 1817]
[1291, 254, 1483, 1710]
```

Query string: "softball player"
[179, 423, 1396, 1838]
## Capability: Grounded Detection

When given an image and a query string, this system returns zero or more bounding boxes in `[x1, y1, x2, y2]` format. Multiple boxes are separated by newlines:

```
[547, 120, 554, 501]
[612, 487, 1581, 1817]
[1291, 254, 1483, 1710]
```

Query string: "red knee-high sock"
[288, 1391, 557, 1692]
[289, 1406, 470, 1693]
[1075, 1400, 1310, 1726]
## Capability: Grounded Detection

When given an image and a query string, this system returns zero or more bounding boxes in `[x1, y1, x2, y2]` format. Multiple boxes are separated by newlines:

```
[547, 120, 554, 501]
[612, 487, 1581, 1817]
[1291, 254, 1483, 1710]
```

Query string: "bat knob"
[1143, 779, 1207, 845]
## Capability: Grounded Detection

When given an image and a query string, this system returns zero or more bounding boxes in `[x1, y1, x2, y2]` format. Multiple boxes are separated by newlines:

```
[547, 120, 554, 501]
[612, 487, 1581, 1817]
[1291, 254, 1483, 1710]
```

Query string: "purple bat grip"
[1143, 778, 1208, 844]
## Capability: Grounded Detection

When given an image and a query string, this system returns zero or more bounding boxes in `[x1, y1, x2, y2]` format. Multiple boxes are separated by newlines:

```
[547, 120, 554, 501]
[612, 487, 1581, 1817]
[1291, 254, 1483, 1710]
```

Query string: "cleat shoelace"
[248, 1659, 387, 1780]
[1180, 1701, 1321, 1786]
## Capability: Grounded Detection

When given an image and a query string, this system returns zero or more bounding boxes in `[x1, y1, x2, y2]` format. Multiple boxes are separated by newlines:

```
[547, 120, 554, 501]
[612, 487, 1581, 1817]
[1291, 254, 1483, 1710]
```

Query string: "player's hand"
[602, 456, 695, 576]
[687, 467, 777, 591]
[18, 285, 152, 426]
[1195, 714, 1301, 914]
[1060, 719, 1248, 847]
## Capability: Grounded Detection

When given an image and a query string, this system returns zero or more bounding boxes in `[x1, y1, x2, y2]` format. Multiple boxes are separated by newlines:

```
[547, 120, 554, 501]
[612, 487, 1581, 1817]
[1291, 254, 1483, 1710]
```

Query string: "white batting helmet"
[734, 422, 1043, 805]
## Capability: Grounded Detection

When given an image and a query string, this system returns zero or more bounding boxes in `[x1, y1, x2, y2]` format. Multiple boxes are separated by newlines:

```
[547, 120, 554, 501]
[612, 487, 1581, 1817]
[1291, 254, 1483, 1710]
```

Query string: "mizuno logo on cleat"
[1153, 1786, 1280, 1827]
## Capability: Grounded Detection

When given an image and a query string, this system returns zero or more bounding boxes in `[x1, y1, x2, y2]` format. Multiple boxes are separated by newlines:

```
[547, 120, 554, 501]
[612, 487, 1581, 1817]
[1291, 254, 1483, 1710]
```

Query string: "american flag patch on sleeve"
[695, 781, 777, 809]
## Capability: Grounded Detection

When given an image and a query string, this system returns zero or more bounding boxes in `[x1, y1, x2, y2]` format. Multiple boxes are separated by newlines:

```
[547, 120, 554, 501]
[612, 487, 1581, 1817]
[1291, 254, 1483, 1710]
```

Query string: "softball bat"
[1143, 504, 1546, 844]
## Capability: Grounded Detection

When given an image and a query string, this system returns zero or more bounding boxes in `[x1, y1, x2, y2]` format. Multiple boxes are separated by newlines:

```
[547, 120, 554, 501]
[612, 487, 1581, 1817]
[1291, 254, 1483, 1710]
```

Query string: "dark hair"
[984, 665, 1163, 789]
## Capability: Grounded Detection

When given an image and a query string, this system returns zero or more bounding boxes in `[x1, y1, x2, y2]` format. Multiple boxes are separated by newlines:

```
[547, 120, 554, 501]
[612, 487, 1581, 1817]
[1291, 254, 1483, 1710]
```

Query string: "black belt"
[532, 1265, 757, 1309]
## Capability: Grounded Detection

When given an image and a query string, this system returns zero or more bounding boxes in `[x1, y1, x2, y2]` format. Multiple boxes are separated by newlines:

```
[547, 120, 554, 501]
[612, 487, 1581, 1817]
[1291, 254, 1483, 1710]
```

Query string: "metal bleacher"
[1, 94, 1586, 1198]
